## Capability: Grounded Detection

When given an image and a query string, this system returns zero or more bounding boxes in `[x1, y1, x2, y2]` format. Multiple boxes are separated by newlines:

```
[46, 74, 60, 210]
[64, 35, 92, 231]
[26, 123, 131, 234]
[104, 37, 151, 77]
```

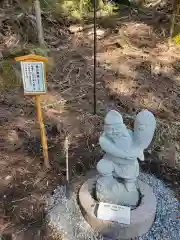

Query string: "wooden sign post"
[15, 55, 51, 169]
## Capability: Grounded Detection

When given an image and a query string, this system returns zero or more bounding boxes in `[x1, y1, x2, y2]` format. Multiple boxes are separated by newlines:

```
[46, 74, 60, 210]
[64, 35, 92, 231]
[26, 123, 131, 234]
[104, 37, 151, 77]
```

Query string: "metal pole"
[64, 135, 70, 198]
[93, 0, 97, 115]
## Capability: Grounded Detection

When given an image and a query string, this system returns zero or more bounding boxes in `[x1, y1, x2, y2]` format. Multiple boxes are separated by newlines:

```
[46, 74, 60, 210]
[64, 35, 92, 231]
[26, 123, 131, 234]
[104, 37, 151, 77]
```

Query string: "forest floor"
[0, 5, 180, 240]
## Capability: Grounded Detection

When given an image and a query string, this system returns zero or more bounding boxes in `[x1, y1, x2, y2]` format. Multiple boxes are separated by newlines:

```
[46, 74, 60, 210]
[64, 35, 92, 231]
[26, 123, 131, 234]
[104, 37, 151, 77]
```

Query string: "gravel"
[138, 173, 180, 240]
[46, 186, 103, 240]
[46, 172, 180, 240]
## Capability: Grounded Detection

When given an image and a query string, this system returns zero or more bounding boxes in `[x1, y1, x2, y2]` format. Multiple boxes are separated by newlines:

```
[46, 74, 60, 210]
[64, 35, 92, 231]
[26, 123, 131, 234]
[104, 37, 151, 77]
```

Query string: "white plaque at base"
[97, 202, 130, 225]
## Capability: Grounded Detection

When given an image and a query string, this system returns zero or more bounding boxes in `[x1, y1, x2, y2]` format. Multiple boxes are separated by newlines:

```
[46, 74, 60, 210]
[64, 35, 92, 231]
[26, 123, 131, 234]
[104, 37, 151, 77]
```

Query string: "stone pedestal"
[79, 176, 157, 240]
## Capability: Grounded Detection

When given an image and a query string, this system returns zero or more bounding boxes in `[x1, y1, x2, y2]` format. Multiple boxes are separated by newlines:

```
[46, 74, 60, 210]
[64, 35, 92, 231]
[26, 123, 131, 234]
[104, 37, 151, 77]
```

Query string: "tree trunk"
[34, 0, 45, 47]
[170, 0, 180, 38]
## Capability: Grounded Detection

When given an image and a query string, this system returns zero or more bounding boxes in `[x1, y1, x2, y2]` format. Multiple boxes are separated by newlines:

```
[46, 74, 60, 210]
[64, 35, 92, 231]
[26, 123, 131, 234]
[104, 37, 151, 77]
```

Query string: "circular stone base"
[79, 177, 157, 239]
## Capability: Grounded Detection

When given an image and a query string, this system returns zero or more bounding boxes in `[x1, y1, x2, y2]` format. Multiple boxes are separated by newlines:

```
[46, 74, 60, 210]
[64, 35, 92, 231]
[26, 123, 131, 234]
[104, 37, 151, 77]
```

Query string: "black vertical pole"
[93, 0, 97, 115]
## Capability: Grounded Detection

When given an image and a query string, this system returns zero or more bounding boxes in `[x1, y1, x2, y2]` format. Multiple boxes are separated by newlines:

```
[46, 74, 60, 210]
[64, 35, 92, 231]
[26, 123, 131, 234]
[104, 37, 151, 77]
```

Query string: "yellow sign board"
[15, 55, 48, 95]
[15, 55, 50, 169]
[20, 61, 46, 94]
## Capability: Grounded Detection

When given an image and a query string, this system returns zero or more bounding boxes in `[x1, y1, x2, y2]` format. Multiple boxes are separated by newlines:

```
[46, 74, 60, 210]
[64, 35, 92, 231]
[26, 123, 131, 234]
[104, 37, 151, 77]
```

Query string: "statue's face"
[104, 124, 131, 142]
[105, 124, 122, 135]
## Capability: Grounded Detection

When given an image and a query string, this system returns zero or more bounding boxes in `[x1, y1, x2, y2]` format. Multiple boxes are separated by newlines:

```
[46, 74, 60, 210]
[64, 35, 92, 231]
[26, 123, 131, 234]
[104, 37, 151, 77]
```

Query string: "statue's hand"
[124, 155, 136, 160]
[123, 148, 139, 160]
[100, 135, 138, 160]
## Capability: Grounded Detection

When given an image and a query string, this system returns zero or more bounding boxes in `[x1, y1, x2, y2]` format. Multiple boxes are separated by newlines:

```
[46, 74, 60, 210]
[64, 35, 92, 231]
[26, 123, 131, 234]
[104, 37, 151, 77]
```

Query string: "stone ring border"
[79, 176, 157, 239]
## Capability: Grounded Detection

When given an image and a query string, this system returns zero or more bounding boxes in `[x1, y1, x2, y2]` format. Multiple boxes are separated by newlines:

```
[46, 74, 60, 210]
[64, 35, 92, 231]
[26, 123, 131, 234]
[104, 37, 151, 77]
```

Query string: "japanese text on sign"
[20, 62, 46, 94]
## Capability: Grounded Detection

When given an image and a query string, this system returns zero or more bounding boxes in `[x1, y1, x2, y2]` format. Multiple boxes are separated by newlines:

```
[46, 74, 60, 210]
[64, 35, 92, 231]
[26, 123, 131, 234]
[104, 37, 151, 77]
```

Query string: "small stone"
[5, 175, 12, 180]
[151, 63, 161, 75]
[173, 61, 180, 70]
[69, 25, 83, 33]
[6, 129, 23, 151]
[88, 29, 106, 40]
[7, 129, 19, 143]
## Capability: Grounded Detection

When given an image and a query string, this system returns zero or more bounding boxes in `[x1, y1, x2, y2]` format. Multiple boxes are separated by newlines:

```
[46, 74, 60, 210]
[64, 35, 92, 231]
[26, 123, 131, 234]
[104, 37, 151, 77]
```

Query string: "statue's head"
[134, 110, 156, 149]
[104, 110, 123, 136]
[103, 110, 131, 144]
[104, 110, 123, 125]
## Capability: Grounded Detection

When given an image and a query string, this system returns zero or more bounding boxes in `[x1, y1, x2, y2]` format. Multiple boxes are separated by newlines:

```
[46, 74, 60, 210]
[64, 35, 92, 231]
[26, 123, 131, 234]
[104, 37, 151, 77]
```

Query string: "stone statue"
[96, 110, 156, 207]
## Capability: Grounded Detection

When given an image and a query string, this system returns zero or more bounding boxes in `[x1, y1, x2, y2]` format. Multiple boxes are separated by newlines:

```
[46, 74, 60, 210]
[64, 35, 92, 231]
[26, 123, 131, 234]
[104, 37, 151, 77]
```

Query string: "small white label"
[20, 62, 46, 94]
[97, 202, 130, 224]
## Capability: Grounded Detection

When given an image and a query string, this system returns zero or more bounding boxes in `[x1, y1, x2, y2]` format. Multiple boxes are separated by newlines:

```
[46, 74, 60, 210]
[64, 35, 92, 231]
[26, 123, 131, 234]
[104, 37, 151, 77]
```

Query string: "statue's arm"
[99, 135, 135, 159]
